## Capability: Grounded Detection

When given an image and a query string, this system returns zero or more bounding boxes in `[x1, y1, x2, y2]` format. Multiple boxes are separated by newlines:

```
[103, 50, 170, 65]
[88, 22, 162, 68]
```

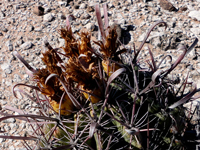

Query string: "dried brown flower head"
[94, 27, 118, 59]
[59, 27, 79, 58]
[41, 49, 62, 76]
[33, 68, 74, 115]
[65, 57, 98, 90]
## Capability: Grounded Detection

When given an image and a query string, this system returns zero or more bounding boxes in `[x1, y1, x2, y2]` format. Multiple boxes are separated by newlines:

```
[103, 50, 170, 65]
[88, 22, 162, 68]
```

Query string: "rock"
[58, 1, 67, 6]
[148, 32, 165, 41]
[190, 27, 200, 35]
[108, 3, 115, 9]
[79, 3, 87, 9]
[14, 5, 20, 10]
[86, 23, 96, 31]
[0, 137, 6, 143]
[45, 7, 52, 13]
[138, 32, 146, 42]
[87, 6, 94, 12]
[80, 13, 91, 19]
[10, 123, 19, 134]
[8, 146, 15, 150]
[138, 31, 163, 44]
[4, 34, 11, 39]
[43, 13, 55, 22]
[58, 38, 65, 47]
[4, 124, 11, 131]
[127, 0, 133, 4]
[179, 6, 187, 12]
[188, 11, 200, 21]
[117, 19, 126, 30]
[28, 25, 34, 32]
[16, 37, 24, 46]
[110, 23, 122, 39]
[74, 4, 79, 9]
[33, 6, 44, 16]
[7, 18, 15, 24]
[1, 63, 11, 71]
[2, 118, 16, 123]
[20, 41, 33, 50]
[0, 32, 3, 36]
[34, 27, 42, 32]
[140, 30, 188, 51]
[155, 32, 188, 50]
[81, 19, 90, 25]
[67, 0, 73, 4]
[72, 26, 81, 33]
[68, 14, 76, 21]
[5, 40, 13, 51]
[58, 13, 66, 20]
[0, 11, 5, 18]
[74, 10, 82, 18]
[13, 74, 21, 82]
[1, 27, 8, 32]
[159, 0, 176, 12]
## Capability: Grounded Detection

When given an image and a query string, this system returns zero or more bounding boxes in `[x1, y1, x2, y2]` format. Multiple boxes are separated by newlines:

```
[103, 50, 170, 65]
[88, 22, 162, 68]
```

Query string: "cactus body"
[11, 4, 199, 150]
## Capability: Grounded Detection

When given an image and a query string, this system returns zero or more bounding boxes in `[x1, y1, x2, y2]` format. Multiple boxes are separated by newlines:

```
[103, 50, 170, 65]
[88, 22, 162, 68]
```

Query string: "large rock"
[140, 31, 189, 51]
[138, 31, 165, 43]
[33, 6, 44, 16]
[188, 11, 200, 21]
[159, 0, 176, 12]
[190, 27, 200, 35]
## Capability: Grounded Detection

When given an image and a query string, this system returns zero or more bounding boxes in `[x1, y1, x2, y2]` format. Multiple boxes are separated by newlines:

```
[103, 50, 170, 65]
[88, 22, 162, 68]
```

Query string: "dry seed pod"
[81, 85, 102, 103]
[102, 59, 121, 77]
[50, 94, 74, 116]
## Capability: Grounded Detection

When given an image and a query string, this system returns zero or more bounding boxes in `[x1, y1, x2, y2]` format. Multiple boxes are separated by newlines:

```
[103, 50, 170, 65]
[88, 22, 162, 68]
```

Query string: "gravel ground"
[0, 0, 200, 149]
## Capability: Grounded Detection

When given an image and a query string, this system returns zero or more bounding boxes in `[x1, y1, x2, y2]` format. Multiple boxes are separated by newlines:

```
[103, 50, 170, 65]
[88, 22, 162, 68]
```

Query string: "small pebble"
[43, 13, 55, 22]
[20, 41, 33, 50]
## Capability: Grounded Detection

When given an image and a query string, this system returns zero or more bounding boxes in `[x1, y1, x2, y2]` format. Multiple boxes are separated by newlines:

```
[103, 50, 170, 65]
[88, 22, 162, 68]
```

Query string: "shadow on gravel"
[120, 25, 135, 45]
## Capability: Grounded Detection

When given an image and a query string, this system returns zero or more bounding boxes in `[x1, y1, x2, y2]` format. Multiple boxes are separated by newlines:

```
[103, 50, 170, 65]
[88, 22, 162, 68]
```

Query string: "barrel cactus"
[0, 3, 199, 150]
